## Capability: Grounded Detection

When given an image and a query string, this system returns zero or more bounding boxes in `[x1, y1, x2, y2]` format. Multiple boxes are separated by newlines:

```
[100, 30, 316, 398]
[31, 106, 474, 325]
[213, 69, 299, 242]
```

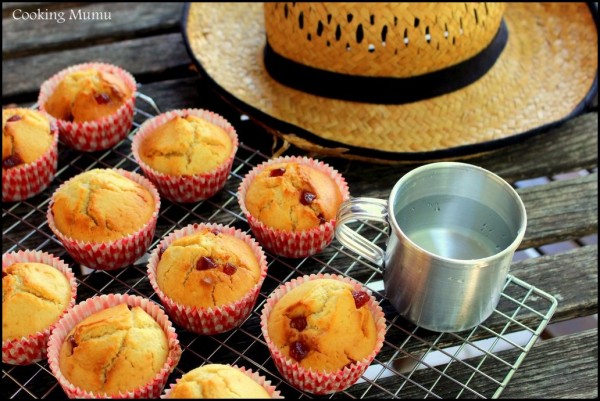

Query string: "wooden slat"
[2, 3, 183, 58]
[2, 33, 192, 97]
[346, 329, 598, 398]
[518, 172, 598, 249]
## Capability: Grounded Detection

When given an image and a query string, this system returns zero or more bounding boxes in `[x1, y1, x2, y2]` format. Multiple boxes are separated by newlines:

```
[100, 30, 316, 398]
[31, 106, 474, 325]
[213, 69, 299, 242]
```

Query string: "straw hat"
[183, 3, 598, 163]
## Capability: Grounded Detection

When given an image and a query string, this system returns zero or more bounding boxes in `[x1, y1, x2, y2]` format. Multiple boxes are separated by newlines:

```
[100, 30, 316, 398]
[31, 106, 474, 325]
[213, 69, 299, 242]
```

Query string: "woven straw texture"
[185, 3, 598, 161]
[265, 3, 505, 77]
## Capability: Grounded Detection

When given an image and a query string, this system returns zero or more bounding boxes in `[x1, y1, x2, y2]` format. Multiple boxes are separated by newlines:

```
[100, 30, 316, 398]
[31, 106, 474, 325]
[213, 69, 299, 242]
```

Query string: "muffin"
[163, 364, 281, 399]
[132, 109, 239, 202]
[47, 293, 182, 398]
[238, 156, 349, 258]
[38, 62, 136, 151]
[148, 223, 268, 335]
[2, 250, 76, 365]
[2, 108, 58, 201]
[261, 274, 385, 394]
[47, 168, 160, 270]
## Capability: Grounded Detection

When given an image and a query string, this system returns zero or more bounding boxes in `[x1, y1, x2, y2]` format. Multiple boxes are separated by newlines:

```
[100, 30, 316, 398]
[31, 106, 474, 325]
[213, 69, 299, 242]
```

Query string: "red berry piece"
[196, 256, 217, 270]
[2, 271, 7, 278]
[300, 190, 316, 205]
[211, 228, 221, 236]
[317, 213, 327, 224]
[2, 154, 24, 169]
[223, 263, 237, 275]
[290, 316, 307, 331]
[270, 167, 286, 177]
[68, 335, 78, 354]
[7, 114, 22, 122]
[289, 340, 310, 361]
[351, 290, 370, 309]
[94, 93, 111, 104]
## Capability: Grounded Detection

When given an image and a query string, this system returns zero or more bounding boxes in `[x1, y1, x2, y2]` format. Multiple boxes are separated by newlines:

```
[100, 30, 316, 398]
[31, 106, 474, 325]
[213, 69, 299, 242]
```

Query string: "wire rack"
[2, 94, 558, 399]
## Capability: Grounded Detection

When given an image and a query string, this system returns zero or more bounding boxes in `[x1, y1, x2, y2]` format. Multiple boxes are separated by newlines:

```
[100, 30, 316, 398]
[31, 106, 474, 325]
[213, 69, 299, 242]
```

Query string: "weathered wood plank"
[2, 3, 184, 58]
[518, 173, 598, 249]
[2, 33, 193, 97]
[346, 328, 598, 399]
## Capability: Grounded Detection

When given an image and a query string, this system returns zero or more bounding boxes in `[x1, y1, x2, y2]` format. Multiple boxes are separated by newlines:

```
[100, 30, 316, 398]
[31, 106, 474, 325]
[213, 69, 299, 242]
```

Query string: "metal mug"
[335, 162, 527, 332]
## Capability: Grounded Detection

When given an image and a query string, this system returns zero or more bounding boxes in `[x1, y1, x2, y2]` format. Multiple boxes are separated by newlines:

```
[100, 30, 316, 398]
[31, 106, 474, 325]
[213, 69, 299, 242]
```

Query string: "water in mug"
[396, 194, 514, 260]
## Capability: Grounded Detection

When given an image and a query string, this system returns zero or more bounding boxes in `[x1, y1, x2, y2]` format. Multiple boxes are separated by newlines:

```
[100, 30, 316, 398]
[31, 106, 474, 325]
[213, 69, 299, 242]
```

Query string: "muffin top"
[167, 364, 270, 399]
[2, 262, 71, 341]
[267, 278, 377, 373]
[51, 169, 156, 243]
[58, 303, 168, 396]
[155, 228, 261, 309]
[244, 162, 343, 231]
[2, 108, 55, 170]
[138, 114, 233, 176]
[44, 68, 133, 123]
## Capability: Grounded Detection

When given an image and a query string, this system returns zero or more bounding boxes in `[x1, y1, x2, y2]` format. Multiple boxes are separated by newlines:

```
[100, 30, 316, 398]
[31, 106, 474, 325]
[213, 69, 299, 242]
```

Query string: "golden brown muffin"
[156, 228, 261, 309]
[267, 278, 377, 372]
[244, 162, 343, 231]
[58, 303, 168, 396]
[167, 364, 270, 399]
[2, 108, 55, 170]
[44, 68, 133, 123]
[138, 114, 233, 176]
[51, 169, 155, 243]
[2, 262, 71, 341]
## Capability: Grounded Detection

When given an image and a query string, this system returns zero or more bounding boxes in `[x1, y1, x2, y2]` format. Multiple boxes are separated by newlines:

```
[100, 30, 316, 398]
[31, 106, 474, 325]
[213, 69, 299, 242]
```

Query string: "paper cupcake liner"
[2, 250, 77, 365]
[131, 108, 239, 203]
[260, 273, 386, 395]
[160, 364, 283, 399]
[238, 156, 350, 258]
[147, 222, 268, 335]
[47, 293, 182, 399]
[38, 62, 136, 152]
[47, 169, 161, 270]
[2, 114, 59, 202]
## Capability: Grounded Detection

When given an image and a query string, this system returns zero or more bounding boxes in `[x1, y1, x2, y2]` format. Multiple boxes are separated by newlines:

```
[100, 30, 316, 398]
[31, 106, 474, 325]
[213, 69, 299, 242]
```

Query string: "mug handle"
[335, 197, 389, 266]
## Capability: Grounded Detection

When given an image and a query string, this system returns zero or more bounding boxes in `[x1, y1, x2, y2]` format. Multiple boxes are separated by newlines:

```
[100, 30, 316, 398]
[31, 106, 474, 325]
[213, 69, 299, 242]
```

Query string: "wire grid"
[2, 94, 558, 399]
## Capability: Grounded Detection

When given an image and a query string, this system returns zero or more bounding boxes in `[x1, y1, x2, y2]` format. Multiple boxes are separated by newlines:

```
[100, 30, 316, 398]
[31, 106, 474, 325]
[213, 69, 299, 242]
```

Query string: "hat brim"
[183, 3, 598, 163]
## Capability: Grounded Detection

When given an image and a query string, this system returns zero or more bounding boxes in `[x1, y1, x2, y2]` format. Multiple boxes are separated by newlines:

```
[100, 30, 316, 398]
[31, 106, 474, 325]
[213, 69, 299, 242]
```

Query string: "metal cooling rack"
[2, 94, 558, 399]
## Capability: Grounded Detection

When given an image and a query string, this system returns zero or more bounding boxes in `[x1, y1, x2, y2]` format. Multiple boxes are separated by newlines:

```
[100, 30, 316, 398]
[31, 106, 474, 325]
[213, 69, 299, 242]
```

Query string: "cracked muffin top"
[51, 169, 155, 243]
[155, 228, 261, 309]
[44, 68, 133, 123]
[58, 303, 168, 396]
[138, 114, 233, 176]
[2, 262, 71, 341]
[244, 162, 343, 231]
[166, 364, 270, 398]
[267, 278, 377, 373]
[2, 108, 55, 170]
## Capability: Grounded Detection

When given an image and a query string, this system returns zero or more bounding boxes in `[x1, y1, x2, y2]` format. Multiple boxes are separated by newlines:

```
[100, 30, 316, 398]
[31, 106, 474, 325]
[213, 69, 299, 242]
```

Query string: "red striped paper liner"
[238, 156, 350, 258]
[131, 108, 239, 203]
[147, 222, 268, 335]
[2, 250, 77, 365]
[260, 273, 386, 395]
[47, 168, 161, 270]
[2, 109, 59, 202]
[160, 364, 283, 399]
[38, 62, 136, 152]
[47, 293, 182, 399]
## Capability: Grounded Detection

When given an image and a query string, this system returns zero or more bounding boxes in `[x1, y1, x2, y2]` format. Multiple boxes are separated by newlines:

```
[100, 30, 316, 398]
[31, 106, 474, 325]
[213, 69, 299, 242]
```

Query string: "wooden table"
[2, 3, 597, 399]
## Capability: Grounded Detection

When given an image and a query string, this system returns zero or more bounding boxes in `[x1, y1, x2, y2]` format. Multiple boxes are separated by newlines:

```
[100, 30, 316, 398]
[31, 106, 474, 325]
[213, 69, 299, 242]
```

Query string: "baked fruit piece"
[58, 303, 169, 396]
[165, 364, 271, 399]
[267, 278, 377, 372]
[244, 161, 343, 232]
[2, 262, 71, 342]
[44, 68, 133, 123]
